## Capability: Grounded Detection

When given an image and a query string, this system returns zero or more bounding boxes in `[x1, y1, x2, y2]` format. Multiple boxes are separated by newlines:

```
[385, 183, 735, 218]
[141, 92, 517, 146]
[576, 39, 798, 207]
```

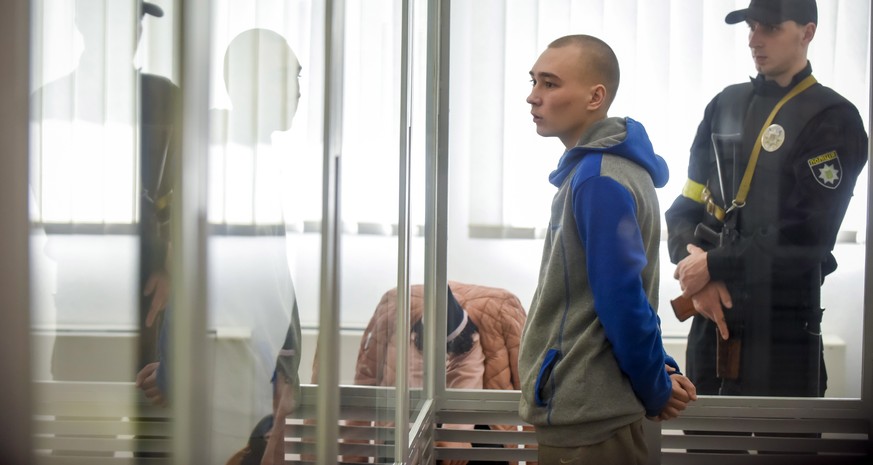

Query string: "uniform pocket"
[535, 348, 561, 407]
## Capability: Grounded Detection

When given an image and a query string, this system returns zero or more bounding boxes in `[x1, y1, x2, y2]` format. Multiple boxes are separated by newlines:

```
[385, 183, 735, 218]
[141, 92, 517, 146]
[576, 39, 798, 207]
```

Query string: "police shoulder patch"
[807, 151, 842, 189]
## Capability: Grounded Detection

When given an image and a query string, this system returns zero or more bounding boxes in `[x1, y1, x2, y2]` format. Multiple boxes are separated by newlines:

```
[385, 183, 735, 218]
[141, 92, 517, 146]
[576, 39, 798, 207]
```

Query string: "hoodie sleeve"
[572, 166, 673, 417]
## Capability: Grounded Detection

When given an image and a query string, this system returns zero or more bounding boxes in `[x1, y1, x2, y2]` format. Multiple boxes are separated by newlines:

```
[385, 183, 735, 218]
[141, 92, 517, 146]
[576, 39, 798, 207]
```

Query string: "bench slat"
[34, 418, 171, 436]
[33, 381, 173, 461]
[34, 436, 170, 453]
[35, 455, 171, 465]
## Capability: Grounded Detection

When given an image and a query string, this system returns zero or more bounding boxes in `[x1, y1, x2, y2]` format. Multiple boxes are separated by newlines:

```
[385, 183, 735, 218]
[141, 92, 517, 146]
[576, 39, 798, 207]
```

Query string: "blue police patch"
[807, 151, 842, 189]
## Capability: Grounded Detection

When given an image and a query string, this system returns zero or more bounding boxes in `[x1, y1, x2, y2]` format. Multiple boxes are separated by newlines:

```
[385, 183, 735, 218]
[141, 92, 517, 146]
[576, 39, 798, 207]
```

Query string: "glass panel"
[659, 2, 869, 401]
[445, 0, 535, 400]
[339, 0, 407, 461]
[29, 0, 175, 461]
[29, 0, 325, 463]
[447, 0, 868, 411]
[407, 0, 429, 421]
[206, 1, 323, 464]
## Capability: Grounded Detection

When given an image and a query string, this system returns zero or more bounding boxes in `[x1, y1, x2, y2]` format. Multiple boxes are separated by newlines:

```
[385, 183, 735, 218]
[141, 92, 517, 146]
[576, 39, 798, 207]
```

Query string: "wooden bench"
[33, 380, 172, 464]
[32, 382, 536, 464]
[276, 385, 536, 463]
[34, 381, 871, 464]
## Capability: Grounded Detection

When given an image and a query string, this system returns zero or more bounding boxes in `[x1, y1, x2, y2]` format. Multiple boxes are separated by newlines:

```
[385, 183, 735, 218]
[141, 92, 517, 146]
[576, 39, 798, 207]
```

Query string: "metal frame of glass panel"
[316, 0, 345, 463]
[171, 1, 213, 462]
[396, 0, 414, 461]
[0, 0, 32, 462]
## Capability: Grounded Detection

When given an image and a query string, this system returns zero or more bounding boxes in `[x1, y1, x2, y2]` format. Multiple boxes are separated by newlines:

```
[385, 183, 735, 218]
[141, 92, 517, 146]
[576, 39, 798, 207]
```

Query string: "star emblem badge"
[807, 151, 842, 189]
[818, 164, 840, 185]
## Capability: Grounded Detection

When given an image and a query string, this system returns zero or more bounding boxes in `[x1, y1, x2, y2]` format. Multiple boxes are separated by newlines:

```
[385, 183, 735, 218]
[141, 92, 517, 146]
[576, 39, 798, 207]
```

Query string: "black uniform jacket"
[664, 64, 868, 396]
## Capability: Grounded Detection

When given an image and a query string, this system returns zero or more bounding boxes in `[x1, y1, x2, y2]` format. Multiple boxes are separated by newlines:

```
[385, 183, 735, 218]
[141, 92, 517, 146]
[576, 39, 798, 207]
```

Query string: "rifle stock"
[672, 293, 740, 379]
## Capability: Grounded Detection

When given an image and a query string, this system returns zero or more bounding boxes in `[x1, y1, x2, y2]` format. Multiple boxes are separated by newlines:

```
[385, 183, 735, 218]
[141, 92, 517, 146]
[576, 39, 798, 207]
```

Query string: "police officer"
[136, 1, 181, 398]
[665, 0, 868, 397]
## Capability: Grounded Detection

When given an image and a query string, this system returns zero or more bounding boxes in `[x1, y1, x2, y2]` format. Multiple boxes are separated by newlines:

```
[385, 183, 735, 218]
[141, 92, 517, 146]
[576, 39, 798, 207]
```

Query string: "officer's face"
[527, 45, 599, 150]
[746, 19, 815, 86]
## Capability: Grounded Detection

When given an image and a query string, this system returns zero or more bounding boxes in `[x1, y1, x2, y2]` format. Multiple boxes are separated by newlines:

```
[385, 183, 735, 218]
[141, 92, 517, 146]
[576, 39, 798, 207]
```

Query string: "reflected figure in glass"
[134, 1, 180, 406]
[207, 28, 303, 465]
[29, 0, 174, 388]
[29, 0, 177, 459]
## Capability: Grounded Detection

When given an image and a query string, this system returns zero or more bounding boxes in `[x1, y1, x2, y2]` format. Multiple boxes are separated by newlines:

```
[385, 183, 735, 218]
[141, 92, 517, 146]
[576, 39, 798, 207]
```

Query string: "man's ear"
[802, 22, 816, 45]
[587, 84, 608, 111]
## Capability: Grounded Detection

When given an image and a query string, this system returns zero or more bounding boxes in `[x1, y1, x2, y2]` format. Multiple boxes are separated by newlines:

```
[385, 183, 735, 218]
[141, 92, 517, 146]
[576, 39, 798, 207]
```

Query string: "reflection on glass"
[406, 0, 429, 425]
[336, 0, 408, 462]
[29, 0, 175, 460]
[133, 1, 179, 458]
[207, 28, 304, 465]
[134, 1, 179, 412]
[199, 2, 323, 463]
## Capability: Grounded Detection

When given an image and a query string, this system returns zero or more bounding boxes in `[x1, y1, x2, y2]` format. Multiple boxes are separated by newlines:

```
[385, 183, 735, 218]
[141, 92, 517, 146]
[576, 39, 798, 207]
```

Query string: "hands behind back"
[649, 365, 697, 422]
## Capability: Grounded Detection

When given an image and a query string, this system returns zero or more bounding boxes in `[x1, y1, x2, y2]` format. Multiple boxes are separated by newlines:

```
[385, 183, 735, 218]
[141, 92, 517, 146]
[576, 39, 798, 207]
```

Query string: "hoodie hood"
[549, 117, 669, 188]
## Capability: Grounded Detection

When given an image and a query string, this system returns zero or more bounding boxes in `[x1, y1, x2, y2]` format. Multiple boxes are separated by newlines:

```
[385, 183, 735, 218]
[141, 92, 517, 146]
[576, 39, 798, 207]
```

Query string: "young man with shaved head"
[517, 35, 696, 464]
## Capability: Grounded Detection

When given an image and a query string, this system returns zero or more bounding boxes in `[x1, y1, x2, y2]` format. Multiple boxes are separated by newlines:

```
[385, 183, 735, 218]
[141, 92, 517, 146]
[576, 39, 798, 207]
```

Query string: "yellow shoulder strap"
[728, 75, 817, 213]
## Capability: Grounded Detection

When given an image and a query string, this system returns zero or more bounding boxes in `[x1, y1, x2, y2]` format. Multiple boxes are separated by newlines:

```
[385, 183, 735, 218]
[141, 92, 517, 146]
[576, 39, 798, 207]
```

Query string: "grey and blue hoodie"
[518, 117, 678, 447]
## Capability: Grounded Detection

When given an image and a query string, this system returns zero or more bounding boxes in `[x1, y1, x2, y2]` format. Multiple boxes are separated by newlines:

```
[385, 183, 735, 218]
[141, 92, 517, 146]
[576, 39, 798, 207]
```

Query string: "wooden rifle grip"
[670, 295, 697, 322]
[717, 335, 741, 380]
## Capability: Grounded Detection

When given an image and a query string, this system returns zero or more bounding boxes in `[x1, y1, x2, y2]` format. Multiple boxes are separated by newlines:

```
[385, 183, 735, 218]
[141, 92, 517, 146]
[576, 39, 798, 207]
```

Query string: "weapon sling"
[727, 75, 817, 213]
[671, 75, 818, 324]
[717, 75, 818, 380]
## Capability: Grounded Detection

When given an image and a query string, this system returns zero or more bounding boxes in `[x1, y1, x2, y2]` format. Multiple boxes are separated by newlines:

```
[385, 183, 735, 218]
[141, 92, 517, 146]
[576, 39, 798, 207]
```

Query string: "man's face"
[257, 56, 301, 132]
[225, 34, 301, 134]
[746, 19, 813, 85]
[527, 45, 595, 149]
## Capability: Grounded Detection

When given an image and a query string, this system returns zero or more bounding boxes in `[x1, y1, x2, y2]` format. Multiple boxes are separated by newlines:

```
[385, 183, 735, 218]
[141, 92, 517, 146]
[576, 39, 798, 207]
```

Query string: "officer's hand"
[144, 270, 170, 327]
[135, 362, 166, 407]
[691, 281, 732, 340]
[674, 244, 710, 297]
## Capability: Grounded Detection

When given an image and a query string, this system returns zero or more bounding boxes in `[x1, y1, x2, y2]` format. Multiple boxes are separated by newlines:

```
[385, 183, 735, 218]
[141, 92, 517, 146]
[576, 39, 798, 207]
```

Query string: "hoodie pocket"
[535, 348, 561, 407]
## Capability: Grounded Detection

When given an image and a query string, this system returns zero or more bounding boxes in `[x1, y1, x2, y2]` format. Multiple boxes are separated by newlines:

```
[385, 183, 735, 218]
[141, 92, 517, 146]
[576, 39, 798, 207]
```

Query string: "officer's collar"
[750, 62, 813, 96]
